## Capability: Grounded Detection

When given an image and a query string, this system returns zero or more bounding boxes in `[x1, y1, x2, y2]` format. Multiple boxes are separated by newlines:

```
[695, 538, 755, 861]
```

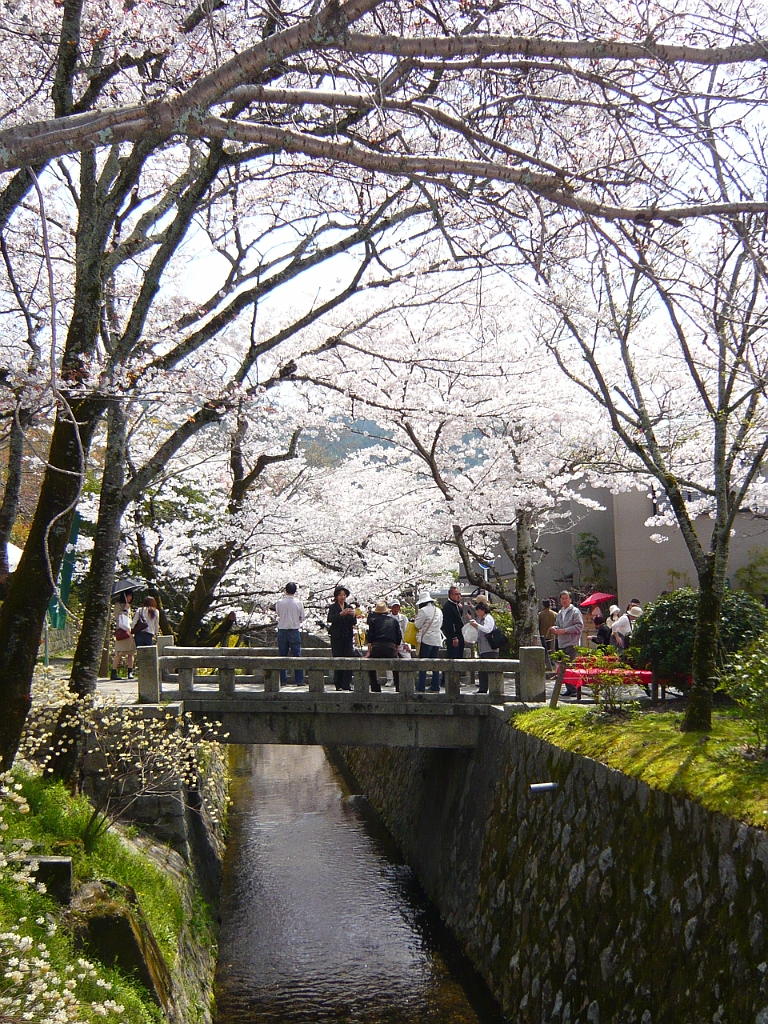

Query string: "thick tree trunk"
[0, 406, 31, 579]
[514, 509, 539, 650]
[681, 557, 725, 732]
[133, 532, 173, 636]
[69, 401, 126, 696]
[0, 400, 100, 767]
[175, 545, 238, 647]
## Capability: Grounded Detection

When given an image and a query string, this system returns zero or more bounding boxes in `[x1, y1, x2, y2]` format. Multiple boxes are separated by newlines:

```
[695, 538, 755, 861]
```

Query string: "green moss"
[512, 706, 768, 826]
[5, 774, 184, 963]
[0, 862, 164, 1024]
[0, 769, 219, 1022]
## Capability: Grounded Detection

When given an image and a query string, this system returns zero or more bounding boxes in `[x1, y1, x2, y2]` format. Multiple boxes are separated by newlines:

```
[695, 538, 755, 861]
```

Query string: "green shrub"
[719, 640, 768, 751]
[9, 775, 184, 964]
[627, 588, 768, 684]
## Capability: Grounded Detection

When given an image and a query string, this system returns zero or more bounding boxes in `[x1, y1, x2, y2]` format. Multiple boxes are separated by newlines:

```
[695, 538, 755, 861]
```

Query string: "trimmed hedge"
[627, 588, 768, 684]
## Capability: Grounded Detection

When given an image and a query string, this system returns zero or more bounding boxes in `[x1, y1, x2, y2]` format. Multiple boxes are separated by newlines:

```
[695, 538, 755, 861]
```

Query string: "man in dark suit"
[442, 586, 465, 679]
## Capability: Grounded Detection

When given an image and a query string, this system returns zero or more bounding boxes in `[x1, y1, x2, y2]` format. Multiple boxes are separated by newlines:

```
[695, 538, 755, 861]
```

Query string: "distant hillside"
[303, 418, 394, 467]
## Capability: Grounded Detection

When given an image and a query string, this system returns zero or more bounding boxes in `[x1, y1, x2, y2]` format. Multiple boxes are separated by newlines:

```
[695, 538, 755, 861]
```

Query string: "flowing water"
[215, 745, 507, 1024]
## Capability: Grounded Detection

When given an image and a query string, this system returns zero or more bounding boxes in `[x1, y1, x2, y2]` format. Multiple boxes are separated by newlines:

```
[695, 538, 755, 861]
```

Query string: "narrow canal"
[215, 745, 506, 1024]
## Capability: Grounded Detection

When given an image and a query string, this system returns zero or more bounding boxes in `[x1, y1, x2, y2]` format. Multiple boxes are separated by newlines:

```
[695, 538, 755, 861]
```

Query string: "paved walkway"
[36, 660, 138, 705]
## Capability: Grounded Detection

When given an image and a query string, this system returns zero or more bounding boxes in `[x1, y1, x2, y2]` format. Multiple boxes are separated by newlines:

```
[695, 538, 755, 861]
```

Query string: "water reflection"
[215, 745, 506, 1024]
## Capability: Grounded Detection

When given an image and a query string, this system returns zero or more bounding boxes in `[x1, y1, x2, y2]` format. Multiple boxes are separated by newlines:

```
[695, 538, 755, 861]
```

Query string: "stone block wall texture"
[341, 719, 768, 1024]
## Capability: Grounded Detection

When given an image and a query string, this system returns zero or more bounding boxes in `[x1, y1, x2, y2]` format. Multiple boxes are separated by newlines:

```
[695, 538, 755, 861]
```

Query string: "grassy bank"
[513, 707, 768, 828]
[0, 771, 193, 1024]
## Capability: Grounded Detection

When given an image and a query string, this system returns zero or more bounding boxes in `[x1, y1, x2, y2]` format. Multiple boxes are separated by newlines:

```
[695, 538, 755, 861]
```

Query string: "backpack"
[488, 626, 509, 651]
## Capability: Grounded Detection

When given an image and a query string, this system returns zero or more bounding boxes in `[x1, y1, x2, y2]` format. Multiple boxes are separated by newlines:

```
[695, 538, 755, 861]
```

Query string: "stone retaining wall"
[341, 717, 768, 1024]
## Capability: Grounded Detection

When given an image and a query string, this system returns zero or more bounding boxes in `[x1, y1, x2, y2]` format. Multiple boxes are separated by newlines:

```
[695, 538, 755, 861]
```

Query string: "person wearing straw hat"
[366, 599, 402, 692]
[414, 592, 443, 692]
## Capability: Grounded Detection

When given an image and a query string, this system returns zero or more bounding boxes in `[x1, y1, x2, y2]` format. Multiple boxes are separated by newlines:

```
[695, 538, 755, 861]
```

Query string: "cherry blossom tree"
[295, 287, 603, 646]
[117, 425, 454, 636]
[3, 0, 768, 763]
[527, 212, 768, 730]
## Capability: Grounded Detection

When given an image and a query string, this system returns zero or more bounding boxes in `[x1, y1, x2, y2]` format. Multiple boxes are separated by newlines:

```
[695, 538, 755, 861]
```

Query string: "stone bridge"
[134, 642, 546, 748]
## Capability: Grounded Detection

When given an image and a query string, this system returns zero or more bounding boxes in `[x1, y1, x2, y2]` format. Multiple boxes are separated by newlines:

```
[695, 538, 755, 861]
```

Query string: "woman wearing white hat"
[610, 606, 637, 650]
[414, 593, 443, 692]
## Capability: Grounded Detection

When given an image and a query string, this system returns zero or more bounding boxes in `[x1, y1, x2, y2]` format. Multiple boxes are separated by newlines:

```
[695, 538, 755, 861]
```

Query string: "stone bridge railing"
[135, 642, 546, 704]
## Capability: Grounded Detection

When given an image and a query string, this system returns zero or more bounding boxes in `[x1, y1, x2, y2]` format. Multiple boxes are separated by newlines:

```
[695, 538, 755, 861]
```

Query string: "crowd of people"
[273, 582, 506, 693]
[109, 579, 643, 695]
[272, 583, 647, 695]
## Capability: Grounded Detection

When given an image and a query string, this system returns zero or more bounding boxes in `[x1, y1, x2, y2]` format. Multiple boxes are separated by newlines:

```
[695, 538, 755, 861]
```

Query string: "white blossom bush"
[0, 667, 224, 1024]
[0, 770, 152, 1024]
[19, 669, 224, 846]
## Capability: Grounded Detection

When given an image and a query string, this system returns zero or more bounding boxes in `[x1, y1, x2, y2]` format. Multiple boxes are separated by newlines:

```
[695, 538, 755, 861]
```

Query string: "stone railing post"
[353, 662, 370, 695]
[136, 645, 160, 703]
[488, 667, 505, 697]
[399, 665, 416, 695]
[156, 634, 175, 657]
[263, 668, 279, 693]
[519, 646, 546, 702]
[308, 668, 325, 694]
[218, 666, 235, 694]
[178, 666, 194, 695]
[444, 668, 460, 698]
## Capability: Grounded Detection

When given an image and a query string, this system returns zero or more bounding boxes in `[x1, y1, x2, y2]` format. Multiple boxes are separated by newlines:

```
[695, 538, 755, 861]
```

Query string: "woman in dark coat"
[591, 614, 612, 647]
[327, 585, 355, 690]
[366, 599, 402, 692]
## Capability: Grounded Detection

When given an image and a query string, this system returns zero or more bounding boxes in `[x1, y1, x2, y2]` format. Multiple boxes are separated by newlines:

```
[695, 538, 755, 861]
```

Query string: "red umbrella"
[579, 592, 616, 608]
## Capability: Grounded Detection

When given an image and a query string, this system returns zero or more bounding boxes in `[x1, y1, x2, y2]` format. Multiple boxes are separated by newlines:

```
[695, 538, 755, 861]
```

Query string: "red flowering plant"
[571, 647, 647, 715]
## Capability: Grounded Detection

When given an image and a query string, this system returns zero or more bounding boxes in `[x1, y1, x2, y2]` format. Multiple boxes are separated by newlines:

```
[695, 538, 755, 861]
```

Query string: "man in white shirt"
[276, 582, 305, 686]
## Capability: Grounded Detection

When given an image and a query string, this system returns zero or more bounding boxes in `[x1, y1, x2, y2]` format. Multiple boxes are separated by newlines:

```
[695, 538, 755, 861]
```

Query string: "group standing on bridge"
[110, 575, 634, 699]
[271, 581, 510, 694]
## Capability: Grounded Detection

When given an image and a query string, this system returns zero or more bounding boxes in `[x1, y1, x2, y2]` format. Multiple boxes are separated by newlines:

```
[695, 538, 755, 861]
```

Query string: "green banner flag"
[48, 512, 80, 630]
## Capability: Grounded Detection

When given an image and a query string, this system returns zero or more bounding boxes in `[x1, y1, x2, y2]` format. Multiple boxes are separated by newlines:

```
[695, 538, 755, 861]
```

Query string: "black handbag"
[488, 626, 508, 650]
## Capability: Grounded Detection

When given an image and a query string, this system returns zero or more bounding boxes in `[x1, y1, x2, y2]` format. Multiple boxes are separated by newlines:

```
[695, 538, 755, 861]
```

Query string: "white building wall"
[613, 490, 768, 606]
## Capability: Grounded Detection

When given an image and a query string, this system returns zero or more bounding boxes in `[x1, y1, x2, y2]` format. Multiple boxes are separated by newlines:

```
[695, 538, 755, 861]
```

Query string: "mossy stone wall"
[341, 720, 768, 1024]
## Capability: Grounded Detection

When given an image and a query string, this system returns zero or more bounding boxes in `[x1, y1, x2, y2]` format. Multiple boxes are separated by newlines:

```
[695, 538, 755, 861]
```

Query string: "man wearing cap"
[327, 585, 356, 690]
[275, 582, 305, 687]
[366, 600, 402, 692]
[386, 601, 408, 689]
[611, 606, 638, 650]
